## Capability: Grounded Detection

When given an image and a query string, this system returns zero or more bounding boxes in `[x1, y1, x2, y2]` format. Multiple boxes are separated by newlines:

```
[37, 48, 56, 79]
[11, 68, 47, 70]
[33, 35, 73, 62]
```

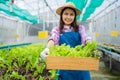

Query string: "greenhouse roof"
[0, 0, 119, 24]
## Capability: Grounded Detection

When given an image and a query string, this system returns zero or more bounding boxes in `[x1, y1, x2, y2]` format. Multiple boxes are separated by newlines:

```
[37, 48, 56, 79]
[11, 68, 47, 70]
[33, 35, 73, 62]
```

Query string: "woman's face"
[62, 8, 75, 26]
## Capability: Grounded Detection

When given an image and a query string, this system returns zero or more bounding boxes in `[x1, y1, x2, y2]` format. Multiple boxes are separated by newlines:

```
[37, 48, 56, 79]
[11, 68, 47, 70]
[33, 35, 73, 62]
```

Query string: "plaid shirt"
[48, 25, 91, 45]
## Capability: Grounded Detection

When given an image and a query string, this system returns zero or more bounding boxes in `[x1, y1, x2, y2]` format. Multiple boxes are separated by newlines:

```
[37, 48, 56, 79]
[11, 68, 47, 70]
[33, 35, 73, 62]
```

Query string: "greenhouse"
[0, 0, 120, 80]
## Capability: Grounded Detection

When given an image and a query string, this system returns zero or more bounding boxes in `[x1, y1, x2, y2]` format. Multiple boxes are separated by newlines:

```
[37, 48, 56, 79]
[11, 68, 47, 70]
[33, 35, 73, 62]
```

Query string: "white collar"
[64, 25, 71, 29]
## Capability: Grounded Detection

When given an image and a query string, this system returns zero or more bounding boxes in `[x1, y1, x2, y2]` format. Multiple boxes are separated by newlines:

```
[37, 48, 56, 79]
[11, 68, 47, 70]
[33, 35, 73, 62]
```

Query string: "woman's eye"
[64, 13, 68, 15]
[70, 13, 74, 16]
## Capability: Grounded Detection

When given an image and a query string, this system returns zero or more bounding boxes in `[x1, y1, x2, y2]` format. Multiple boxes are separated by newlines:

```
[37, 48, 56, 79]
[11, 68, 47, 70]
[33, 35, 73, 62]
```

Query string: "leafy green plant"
[0, 43, 52, 80]
[49, 41, 99, 58]
[49, 70, 59, 80]
[10, 71, 21, 79]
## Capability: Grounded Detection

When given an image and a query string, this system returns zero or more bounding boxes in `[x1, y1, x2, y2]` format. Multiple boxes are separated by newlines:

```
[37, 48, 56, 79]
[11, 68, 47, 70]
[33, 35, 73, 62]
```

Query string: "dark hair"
[59, 7, 79, 33]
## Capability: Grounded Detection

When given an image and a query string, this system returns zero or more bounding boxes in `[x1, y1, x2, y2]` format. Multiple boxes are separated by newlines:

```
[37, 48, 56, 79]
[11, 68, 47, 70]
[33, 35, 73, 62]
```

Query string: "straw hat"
[56, 2, 81, 15]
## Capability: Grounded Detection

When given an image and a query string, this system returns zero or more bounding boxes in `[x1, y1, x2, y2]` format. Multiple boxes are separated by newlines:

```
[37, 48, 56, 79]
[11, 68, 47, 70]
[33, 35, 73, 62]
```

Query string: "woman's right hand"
[40, 48, 50, 60]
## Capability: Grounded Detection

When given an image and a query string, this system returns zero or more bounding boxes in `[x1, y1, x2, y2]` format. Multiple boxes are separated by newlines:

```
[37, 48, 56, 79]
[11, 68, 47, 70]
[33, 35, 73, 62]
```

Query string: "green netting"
[2, 0, 9, 1]
[66, 0, 87, 10]
[81, 8, 96, 22]
[82, 0, 104, 21]
[89, 0, 104, 8]
[0, 1, 39, 24]
[0, 0, 6, 3]
[0, 3, 27, 21]
[85, 8, 95, 14]
[0, 3, 17, 17]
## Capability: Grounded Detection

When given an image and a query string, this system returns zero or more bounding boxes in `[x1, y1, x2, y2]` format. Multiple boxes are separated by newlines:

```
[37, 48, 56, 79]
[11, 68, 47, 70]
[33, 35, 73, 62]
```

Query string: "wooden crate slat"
[47, 56, 99, 70]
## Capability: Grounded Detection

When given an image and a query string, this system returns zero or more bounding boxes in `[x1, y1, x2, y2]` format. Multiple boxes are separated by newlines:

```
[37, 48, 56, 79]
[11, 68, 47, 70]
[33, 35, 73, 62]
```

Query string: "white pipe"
[9, 0, 13, 12]
[80, 0, 91, 21]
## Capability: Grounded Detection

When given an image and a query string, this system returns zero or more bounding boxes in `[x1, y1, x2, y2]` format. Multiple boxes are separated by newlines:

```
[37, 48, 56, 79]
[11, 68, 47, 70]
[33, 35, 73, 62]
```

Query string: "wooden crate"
[46, 56, 99, 70]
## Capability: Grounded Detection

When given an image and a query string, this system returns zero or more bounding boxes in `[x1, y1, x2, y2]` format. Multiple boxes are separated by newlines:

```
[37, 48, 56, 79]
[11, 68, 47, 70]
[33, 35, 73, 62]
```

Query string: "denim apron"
[56, 31, 91, 80]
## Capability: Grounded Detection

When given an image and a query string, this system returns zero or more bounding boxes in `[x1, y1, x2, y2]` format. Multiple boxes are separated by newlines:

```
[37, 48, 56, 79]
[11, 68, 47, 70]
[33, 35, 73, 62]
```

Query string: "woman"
[40, 2, 91, 80]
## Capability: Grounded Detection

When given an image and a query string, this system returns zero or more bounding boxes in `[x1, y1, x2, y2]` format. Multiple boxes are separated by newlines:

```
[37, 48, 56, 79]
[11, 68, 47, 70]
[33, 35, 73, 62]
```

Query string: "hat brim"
[56, 6, 81, 16]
